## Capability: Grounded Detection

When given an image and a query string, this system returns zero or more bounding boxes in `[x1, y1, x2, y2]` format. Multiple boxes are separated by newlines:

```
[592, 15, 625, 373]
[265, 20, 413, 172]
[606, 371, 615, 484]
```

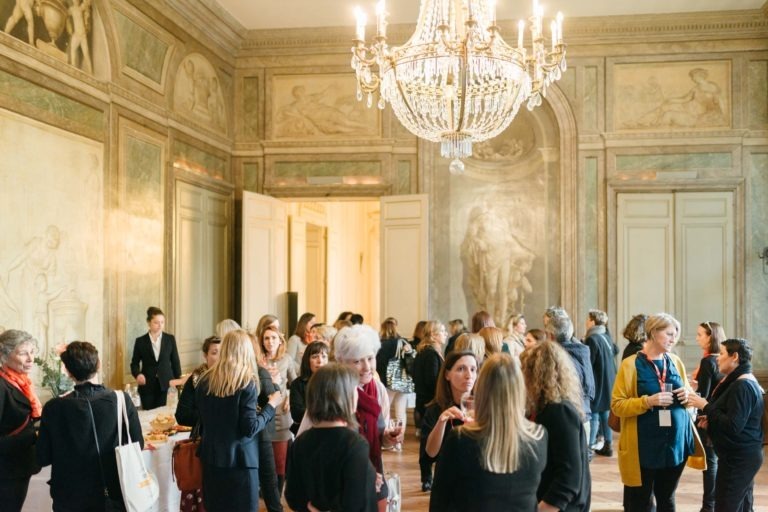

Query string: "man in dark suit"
[130, 307, 181, 410]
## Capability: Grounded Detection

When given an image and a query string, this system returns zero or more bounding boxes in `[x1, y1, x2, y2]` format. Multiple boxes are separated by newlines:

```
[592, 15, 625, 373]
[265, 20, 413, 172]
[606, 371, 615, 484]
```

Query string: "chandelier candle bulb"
[517, 19, 524, 48]
[550, 20, 556, 50]
[376, 0, 386, 37]
[556, 11, 563, 43]
[355, 7, 366, 41]
[488, 0, 497, 26]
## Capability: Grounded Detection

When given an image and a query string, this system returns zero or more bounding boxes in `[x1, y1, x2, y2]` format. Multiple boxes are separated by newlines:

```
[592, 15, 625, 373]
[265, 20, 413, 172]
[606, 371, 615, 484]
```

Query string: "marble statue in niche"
[271, 74, 380, 139]
[174, 54, 227, 132]
[615, 61, 730, 131]
[460, 204, 536, 326]
[2, 0, 93, 72]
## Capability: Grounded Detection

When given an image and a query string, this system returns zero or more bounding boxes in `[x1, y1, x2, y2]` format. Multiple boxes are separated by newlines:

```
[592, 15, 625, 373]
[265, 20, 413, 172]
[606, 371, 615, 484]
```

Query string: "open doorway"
[285, 200, 380, 328]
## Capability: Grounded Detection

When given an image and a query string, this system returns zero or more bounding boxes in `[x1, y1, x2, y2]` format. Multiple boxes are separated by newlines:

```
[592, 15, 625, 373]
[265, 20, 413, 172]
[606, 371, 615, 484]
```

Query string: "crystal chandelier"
[351, 0, 566, 174]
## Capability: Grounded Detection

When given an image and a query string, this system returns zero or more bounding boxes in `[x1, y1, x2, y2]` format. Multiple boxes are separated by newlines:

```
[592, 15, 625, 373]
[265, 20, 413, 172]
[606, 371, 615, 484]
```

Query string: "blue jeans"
[589, 410, 612, 446]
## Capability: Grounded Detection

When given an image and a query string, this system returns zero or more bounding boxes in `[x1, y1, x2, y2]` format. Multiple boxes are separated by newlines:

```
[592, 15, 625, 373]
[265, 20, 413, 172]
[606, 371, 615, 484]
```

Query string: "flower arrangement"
[34, 343, 73, 398]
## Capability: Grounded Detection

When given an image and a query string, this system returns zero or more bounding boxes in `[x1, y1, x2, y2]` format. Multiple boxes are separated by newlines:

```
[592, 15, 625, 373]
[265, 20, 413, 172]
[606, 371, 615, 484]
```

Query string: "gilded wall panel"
[583, 66, 599, 132]
[615, 152, 732, 172]
[748, 152, 768, 369]
[242, 162, 260, 193]
[173, 139, 229, 181]
[583, 156, 598, 310]
[396, 160, 411, 194]
[0, 108, 103, 360]
[113, 9, 172, 90]
[612, 60, 731, 132]
[119, 126, 165, 374]
[747, 60, 768, 128]
[241, 76, 259, 139]
[269, 73, 380, 140]
[0, 69, 104, 139]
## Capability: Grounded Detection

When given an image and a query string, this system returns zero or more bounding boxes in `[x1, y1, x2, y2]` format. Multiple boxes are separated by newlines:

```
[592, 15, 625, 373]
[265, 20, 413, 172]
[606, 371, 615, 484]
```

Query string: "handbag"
[385, 472, 401, 512]
[386, 340, 415, 394]
[173, 429, 202, 491]
[608, 410, 621, 432]
[114, 391, 160, 512]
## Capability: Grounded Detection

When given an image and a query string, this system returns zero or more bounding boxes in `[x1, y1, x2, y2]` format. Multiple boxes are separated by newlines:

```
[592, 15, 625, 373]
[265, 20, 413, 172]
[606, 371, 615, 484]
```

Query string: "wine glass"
[388, 419, 404, 451]
[461, 393, 475, 422]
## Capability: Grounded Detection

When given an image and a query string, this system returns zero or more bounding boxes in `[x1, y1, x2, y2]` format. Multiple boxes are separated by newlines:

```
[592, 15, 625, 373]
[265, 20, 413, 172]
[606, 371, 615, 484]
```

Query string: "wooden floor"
[268, 421, 768, 511]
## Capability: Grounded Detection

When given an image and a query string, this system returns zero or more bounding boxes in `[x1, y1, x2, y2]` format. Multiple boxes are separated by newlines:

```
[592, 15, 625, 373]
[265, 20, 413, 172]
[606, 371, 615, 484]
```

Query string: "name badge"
[659, 409, 672, 427]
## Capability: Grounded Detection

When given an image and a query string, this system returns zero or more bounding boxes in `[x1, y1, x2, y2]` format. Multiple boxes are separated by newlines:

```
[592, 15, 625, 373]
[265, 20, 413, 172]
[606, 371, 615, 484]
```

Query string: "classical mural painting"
[614, 61, 731, 131]
[174, 54, 227, 132]
[2, 0, 93, 72]
[271, 74, 380, 139]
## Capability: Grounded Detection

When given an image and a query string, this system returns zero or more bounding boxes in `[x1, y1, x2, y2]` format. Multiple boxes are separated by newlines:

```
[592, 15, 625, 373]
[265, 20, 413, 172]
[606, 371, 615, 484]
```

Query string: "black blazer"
[194, 378, 275, 469]
[0, 378, 38, 479]
[130, 332, 182, 391]
[36, 383, 143, 509]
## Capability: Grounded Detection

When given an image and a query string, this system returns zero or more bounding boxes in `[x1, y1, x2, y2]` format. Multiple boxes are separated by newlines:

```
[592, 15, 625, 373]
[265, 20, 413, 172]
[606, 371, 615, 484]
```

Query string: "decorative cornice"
[143, 0, 243, 63]
[763, 0, 768, 18]
[237, 9, 768, 56]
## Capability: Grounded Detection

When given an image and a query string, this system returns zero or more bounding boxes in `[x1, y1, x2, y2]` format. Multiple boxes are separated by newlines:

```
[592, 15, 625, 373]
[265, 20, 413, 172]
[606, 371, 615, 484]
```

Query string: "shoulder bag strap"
[115, 390, 133, 445]
[83, 394, 111, 499]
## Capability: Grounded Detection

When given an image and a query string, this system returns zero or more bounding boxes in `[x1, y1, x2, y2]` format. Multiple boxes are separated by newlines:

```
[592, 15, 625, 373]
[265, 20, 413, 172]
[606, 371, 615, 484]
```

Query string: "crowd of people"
[0, 304, 764, 512]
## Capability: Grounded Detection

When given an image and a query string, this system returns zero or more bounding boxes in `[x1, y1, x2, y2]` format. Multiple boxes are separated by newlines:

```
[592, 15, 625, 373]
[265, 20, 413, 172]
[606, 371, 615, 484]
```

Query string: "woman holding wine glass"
[430, 354, 547, 511]
[419, 351, 478, 492]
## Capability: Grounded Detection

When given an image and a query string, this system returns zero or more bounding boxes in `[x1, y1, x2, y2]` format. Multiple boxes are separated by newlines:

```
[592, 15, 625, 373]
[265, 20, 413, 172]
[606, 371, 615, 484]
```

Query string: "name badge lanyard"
[644, 353, 669, 397]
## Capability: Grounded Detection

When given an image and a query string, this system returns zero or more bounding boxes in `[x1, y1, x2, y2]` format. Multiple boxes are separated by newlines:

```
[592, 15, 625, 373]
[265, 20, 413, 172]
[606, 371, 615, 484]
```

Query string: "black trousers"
[701, 437, 718, 511]
[259, 432, 283, 512]
[138, 376, 166, 410]
[0, 476, 31, 512]
[624, 462, 686, 512]
[715, 449, 763, 512]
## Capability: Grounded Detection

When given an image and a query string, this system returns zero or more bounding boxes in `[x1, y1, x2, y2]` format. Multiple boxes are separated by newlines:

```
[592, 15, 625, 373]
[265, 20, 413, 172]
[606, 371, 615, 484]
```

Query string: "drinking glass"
[388, 419, 404, 451]
[461, 393, 475, 422]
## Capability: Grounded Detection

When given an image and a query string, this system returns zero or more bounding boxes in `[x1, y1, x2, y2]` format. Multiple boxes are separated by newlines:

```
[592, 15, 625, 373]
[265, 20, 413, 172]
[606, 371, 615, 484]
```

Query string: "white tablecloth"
[25, 406, 188, 512]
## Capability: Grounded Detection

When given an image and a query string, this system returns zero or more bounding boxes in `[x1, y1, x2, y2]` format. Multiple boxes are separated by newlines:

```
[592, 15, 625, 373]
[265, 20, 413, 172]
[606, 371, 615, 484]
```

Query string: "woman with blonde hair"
[260, 325, 297, 495]
[454, 333, 486, 365]
[520, 341, 591, 511]
[504, 314, 527, 353]
[413, 321, 446, 442]
[612, 313, 694, 511]
[430, 354, 547, 510]
[478, 326, 507, 359]
[195, 329, 281, 511]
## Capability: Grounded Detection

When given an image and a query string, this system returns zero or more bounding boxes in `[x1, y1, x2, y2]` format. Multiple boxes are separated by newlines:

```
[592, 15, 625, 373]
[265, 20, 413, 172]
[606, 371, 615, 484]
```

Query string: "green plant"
[34, 347, 73, 398]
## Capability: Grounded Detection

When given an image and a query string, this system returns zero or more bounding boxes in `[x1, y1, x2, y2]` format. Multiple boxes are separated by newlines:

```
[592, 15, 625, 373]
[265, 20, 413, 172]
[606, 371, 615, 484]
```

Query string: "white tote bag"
[114, 391, 160, 512]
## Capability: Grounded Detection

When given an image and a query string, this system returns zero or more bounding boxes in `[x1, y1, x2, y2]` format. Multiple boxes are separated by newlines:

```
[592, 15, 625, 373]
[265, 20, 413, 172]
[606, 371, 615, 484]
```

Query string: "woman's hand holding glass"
[439, 405, 466, 424]
[267, 390, 282, 408]
[646, 390, 674, 408]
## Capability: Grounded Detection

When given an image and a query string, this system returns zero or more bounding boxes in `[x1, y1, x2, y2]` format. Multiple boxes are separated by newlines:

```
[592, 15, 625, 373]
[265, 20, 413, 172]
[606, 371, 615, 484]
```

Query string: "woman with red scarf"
[0, 329, 42, 511]
[331, 324, 404, 512]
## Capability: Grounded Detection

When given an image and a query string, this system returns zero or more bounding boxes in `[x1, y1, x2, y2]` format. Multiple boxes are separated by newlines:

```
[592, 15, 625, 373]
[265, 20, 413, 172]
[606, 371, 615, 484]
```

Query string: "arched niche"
[422, 83, 579, 325]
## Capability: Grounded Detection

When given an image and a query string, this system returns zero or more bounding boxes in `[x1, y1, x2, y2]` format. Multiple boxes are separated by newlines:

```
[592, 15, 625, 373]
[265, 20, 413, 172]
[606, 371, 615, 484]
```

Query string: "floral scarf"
[0, 366, 42, 418]
[356, 380, 382, 471]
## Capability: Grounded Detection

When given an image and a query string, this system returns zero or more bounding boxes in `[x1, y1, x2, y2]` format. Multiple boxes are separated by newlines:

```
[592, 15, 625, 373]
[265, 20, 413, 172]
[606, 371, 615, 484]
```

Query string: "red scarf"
[0, 367, 42, 418]
[356, 380, 382, 471]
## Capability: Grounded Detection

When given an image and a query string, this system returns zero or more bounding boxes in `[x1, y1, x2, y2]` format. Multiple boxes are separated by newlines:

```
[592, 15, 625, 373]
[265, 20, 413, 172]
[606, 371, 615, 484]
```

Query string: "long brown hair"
[519, 341, 583, 417]
[700, 321, 726, 354]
